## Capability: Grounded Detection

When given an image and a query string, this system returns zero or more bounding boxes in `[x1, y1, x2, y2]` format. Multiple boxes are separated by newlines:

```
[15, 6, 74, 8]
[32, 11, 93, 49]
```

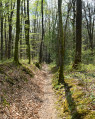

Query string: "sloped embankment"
[0, 62, 44, 119]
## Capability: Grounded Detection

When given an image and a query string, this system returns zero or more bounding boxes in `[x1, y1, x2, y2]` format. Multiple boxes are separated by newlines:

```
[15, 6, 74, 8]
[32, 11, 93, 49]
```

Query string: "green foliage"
[52, 72, 59, 89]
[51, 61, 95, 119]
[82, 50, 95, 64]
[2, 98, 9, 106]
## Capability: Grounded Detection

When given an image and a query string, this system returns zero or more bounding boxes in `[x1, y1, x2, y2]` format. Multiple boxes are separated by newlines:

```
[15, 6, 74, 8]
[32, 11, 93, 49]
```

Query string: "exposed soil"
[38, 65, 58, 119]
[0, 63, 58, 119]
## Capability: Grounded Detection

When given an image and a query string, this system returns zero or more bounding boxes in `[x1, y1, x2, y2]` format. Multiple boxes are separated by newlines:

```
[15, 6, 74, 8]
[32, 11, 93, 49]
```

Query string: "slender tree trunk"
[14, 0, 20, 64]
[8, 18, 12, 59]
[1, 2, 3, 60]
[72, 0, 76, 50]
[5, 16, 8, 59]
[39, 0, 44, 64]
[24, 0, 27, 60]
[8, 2, 15, 59]
[20, 1, 23, 59]
[58, 0, 64, 83]
[25, 0, 31, 64]
[27, 0, 31, 64]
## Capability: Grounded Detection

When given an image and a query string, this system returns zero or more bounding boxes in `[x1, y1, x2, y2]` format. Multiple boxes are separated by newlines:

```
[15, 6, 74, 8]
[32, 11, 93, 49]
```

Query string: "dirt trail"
[38, 65, 58, 119]
[0, 64, 58, 119]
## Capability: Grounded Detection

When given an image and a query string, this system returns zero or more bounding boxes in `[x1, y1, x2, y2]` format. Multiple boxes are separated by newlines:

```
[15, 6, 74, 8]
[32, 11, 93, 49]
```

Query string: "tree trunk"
[72, 0, 76, 50]
[5, 16, 8, 59]
[8, 2, 15, 59]
[14, 0, 20, 64]
[58, 0, 64, 83]
[8, 18, 12, 59]
[73, 0, 82, 68]
[1, 2, 3, 60]
[39, 0, 44, 64]
[25, 0, 31, 64]
[20, 0, 23, 59]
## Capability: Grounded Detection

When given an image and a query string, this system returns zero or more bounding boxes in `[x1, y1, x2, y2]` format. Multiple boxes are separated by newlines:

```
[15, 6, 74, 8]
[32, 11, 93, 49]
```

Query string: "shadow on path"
[63, 81, 82, 119]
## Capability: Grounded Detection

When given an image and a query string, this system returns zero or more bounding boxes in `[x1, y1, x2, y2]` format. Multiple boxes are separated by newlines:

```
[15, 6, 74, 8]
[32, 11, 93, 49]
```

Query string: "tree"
[58, 0, 64, 83]
[39, 0, 44, 64]
[8, 2, 15, 59]
[25, 0, 31, 64]
[0, 2, 3, 60]
[14, 0, 20, 64]
[73, 0, 82, 68]
[72, 0, 76, 50]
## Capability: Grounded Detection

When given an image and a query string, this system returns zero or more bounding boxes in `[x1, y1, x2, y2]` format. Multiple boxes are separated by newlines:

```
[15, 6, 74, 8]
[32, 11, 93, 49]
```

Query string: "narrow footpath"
[0, 64, 59, 119]
[38, 65, 58, 119]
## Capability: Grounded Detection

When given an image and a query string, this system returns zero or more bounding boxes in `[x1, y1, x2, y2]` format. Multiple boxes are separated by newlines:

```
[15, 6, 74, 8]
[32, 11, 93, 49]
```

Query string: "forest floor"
[1, 62, 95, 119]
[52, 64, 95, 119]
[0, 62, 58, 119]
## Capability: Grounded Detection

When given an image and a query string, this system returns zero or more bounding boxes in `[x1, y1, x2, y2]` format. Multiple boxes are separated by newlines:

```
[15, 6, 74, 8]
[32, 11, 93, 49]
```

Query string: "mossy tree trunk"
[58, 0, 64, 83]
[14, 0, 20, 64]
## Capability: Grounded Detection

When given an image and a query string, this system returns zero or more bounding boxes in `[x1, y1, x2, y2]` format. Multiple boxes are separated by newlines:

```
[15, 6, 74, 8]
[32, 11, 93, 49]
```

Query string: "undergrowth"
[51, 63, 95, 119]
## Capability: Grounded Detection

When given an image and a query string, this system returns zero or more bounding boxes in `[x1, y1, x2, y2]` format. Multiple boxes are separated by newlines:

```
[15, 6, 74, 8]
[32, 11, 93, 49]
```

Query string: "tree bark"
[8, 2, 15, 59]
[24, 0, 31, 64]
[0, 2, 3, 60]
[4, 16, 8, 59]
[73, 0, 82, 68]
[58, 0, 64, 83]
[39, 0, 44, 64]
[14, 0, 20, 64]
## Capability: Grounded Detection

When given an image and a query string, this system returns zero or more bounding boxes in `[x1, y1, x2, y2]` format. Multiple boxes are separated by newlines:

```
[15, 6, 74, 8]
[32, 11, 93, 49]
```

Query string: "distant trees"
[0, 0, 95, 72]
[83, 3, 95, 51]
[8, 2, 15, 59]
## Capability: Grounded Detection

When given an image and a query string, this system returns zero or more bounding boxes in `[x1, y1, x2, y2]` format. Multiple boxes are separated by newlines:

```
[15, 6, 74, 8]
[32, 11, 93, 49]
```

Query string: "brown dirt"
[0, 63, 58, 119]
[38, 65, 58, 119]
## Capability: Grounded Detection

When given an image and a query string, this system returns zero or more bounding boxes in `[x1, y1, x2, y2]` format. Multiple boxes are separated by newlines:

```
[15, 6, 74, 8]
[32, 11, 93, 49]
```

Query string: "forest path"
[38, 64, 58, 119]
[0, 64, 59, 119]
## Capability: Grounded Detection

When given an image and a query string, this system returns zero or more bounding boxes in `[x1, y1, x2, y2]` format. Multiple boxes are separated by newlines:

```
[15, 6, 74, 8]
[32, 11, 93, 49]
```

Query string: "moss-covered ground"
[51, 63, 95, 119]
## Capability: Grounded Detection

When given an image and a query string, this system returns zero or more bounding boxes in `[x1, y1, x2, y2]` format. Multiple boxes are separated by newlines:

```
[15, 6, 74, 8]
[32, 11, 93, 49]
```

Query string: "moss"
[34, 62, 41, 69]
[0, 96, 10, 106]
[64, 99, 69, 112]
[22, 65, 34, 77]
[0, 67, 6, 74]
[84, 111, 95, 119]
[52, 72, 59, 89]
[52, 63, 95, 119]
[72, 90, 84, 99]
